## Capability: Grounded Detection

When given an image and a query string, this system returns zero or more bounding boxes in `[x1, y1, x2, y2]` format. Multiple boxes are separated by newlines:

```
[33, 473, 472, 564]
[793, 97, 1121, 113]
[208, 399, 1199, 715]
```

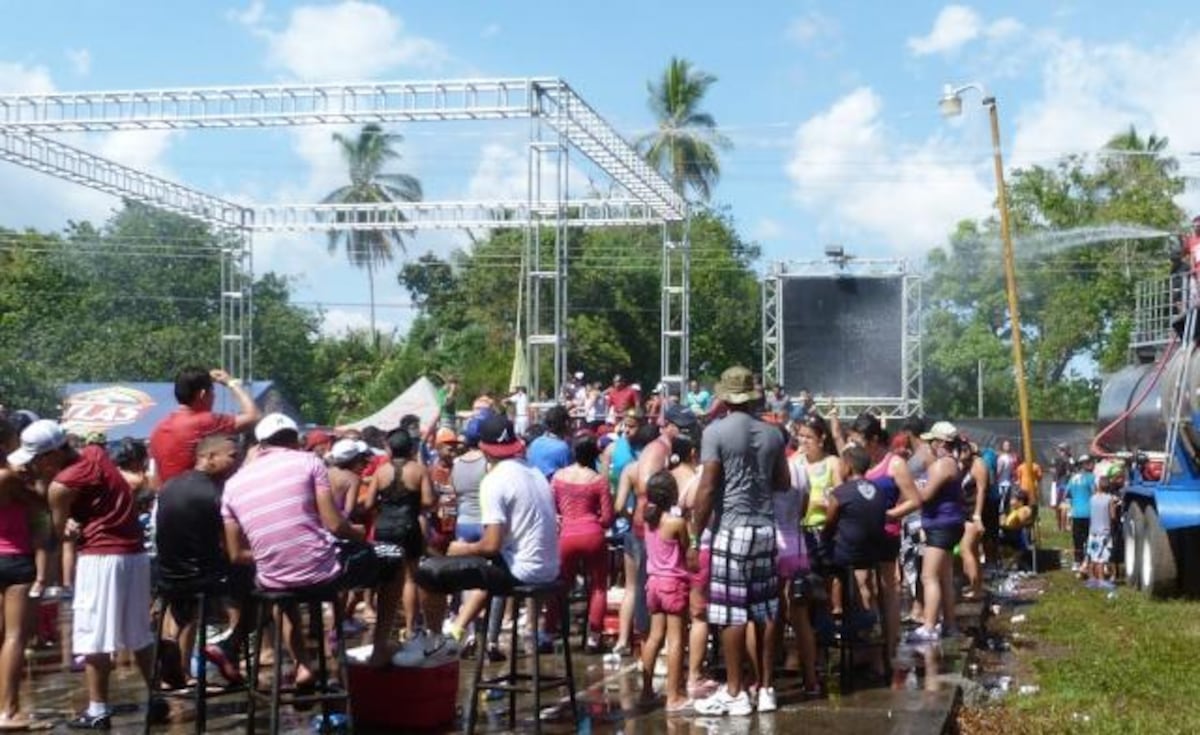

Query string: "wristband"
[689, 534, 700, 550]
[228, 378, 243, 388]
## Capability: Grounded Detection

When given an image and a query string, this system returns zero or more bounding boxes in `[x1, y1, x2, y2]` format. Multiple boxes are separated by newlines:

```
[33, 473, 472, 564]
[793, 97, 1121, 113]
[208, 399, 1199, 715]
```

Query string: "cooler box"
[347, 660, 459, 730]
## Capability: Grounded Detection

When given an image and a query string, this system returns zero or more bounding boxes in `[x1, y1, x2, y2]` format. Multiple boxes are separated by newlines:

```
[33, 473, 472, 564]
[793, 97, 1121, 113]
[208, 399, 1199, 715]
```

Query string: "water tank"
[1097, 363, 1166, 452]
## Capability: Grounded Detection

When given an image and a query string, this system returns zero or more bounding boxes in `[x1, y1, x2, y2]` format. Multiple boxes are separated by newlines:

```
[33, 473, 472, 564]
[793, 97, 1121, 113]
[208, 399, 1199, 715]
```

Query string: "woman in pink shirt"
[550, 431, 614, 650]
[0, 416, 41, 729]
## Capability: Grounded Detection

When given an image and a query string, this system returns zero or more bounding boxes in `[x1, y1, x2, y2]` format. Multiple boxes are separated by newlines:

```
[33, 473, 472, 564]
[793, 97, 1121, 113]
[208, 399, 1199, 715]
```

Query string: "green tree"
[636, 57, 731, 201]
[323, 123, 422, 342]
[923, 128, 1186, 420]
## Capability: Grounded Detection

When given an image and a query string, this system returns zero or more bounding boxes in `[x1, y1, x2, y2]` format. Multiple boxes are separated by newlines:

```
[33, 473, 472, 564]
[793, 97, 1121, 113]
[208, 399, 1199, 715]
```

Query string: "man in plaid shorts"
[689, 366, 790, 716]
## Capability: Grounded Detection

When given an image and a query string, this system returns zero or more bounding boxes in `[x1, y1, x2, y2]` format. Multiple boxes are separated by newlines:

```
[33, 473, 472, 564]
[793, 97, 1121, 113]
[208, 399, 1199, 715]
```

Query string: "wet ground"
[17, 599, 980, 734]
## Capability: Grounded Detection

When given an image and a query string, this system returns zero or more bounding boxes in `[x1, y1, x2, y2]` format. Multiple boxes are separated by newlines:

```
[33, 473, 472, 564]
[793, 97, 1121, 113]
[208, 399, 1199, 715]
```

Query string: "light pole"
[940, 83, 1036, 468]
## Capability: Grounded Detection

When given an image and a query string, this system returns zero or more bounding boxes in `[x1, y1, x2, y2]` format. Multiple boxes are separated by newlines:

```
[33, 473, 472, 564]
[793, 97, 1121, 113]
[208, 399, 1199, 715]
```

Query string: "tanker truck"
[1098, 274, 1200, 597]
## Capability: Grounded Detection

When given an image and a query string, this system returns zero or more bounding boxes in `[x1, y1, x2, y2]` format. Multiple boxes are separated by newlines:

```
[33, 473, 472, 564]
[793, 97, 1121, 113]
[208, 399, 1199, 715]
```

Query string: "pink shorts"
[647, 576, 690, 615]
[778, 553, 807, 581]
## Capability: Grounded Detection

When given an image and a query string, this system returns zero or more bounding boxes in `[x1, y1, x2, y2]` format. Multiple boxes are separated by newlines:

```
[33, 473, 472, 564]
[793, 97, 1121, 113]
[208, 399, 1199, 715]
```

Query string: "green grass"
[991, 521, 1200, 734]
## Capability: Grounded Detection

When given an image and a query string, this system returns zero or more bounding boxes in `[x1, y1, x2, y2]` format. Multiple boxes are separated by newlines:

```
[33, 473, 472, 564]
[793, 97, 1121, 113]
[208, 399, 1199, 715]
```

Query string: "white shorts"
[73, 553, 153, 655]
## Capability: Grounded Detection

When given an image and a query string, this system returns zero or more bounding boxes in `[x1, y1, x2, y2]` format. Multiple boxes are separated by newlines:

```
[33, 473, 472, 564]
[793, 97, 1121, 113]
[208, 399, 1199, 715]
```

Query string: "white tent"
[339, 376, 441, 433]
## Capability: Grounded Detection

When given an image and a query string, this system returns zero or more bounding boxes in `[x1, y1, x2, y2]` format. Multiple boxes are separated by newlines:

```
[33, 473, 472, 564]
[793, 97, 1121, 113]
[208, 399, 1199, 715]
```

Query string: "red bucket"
[347, 660, 459, 730]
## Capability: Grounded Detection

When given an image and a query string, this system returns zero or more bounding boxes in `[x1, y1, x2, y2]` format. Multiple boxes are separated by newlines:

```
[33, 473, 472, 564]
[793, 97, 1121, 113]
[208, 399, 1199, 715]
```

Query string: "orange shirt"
[1017, 462, 1042, 495]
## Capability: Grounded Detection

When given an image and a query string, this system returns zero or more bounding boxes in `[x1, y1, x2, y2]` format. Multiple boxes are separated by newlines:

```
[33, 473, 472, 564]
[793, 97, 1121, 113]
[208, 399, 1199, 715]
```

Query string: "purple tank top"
[922, 460, 966, 529]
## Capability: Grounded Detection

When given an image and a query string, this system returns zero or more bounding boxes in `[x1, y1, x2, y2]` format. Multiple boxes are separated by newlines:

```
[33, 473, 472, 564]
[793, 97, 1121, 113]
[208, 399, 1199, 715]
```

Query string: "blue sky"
[1, 1, 1198, 336]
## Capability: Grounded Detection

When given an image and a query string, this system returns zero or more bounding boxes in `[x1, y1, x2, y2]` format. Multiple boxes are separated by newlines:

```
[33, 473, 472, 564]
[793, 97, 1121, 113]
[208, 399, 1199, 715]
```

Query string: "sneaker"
[757, 686, 777, 713]
[694, 686, 753, 717]
[908, 626, 940, 643]
[485, 644, 507, 663]
[460, 636, 478, 659]
[66, 711, 112, 730]
[203, 643, 245, 685]
[391, 633, 427, 667]
[423, 633, 460, 665]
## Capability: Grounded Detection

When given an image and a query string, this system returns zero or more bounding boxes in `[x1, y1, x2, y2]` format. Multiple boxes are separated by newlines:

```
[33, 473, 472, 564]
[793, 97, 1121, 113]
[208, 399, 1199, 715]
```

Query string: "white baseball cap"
[329, 438, 370, 465]
[8, 419, 67, 466]
[254, 413, 299, 442]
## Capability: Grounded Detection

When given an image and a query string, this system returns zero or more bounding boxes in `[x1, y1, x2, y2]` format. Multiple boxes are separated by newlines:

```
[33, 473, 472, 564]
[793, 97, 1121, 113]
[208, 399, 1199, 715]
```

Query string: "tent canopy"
[339, 377, 441, 434]
[60, 381, 293, 441]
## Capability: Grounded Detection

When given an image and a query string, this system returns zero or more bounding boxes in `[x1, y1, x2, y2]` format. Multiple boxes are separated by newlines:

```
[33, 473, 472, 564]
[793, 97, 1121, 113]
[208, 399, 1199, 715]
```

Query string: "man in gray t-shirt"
[691, 366, 789, 716]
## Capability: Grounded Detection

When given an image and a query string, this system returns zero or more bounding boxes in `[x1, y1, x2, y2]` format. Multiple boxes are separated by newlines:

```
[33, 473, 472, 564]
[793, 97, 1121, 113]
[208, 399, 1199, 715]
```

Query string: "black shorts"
[876, 535, 901, 563]
[924, 524, 965, 551]
[375, 511, 425, 560]
[0, 554, 35, 587]
[415, 554, 520, 596]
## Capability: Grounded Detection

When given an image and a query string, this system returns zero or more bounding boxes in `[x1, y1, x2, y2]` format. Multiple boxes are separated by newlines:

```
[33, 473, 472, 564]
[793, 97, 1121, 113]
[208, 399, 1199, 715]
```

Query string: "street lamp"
[939, 82, 1036, 470]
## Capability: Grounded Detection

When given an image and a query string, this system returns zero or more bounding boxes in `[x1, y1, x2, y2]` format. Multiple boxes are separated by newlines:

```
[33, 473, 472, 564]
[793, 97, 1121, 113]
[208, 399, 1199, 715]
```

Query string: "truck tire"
[1141, 506, 1178, 599]
[1124, 503, 1144, 591]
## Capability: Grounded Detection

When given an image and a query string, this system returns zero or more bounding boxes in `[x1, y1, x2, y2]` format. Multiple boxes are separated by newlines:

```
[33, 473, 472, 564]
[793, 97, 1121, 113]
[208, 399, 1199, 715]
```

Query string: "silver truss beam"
[0, 130, 247, 229]
[0, 79, 539, 130]
[902, 273, 924, 417]
[660, 219, 690, 394]
[761, 266, 782, 387]
[251, 199, 661, 232]
[0, 78, 686, 222]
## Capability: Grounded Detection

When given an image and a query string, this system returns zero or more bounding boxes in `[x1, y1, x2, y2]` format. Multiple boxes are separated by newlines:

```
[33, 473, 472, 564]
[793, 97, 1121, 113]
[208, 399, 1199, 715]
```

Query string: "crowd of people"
[0, 364, 1062, 729]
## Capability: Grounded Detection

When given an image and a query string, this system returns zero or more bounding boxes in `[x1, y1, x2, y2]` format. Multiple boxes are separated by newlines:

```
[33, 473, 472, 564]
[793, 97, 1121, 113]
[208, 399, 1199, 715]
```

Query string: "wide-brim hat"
[715, 366, 761, 405]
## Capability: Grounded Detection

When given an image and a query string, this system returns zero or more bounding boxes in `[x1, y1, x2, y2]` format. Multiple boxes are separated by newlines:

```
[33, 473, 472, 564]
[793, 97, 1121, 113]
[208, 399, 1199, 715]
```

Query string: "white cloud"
[752, 217, 783, 241]
[246, 1, 446, 82]
[480, 23, 501, 40]
[907, 5, 1022, 57]
[65, 48, 91, 76]
[320, 307, 398, 337]
[908, 5, 982, 56]
[466, 144, 527, 202]
[226, 0, 266, 29]
[0, 61, 55, 94]
[786, 11, 839, 46]
[786, 87, 994, 255]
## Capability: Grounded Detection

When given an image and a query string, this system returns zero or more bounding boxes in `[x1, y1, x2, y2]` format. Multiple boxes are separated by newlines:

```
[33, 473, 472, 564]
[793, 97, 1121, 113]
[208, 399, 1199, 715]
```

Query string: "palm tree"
[636, 57, 731, 201]
[323, 123, 423, 341]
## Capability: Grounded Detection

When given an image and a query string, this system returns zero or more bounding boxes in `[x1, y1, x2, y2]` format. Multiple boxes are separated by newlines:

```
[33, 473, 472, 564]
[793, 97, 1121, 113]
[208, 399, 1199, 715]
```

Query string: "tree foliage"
[0, 202, 322, 418]
[923, 128, 1187, 420]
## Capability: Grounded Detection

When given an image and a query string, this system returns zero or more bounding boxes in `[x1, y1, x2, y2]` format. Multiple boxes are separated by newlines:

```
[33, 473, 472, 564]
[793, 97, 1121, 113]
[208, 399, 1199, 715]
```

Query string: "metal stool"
[464, 580, 577, 734]
[144, 584, 251, 734]
[247, 586, 351, 735]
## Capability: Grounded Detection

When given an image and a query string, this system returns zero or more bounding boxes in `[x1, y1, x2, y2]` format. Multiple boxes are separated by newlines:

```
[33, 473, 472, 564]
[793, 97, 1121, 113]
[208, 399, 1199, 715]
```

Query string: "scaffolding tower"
[0, 79, 689, 396]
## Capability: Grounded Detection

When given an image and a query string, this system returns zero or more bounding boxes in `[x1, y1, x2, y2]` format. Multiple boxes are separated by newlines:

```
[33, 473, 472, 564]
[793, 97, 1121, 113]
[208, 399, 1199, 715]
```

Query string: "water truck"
[1097, 274, 1200, 597]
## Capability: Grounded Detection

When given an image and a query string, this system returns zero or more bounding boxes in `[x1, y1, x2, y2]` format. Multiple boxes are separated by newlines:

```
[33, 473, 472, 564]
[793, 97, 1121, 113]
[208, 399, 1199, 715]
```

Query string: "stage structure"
[761, 258, 922, 418]
[0, 79, 689, 398]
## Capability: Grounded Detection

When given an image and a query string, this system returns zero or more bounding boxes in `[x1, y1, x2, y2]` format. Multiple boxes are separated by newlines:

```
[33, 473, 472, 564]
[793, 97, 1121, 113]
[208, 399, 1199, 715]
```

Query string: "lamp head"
[938, 84, 963, 118]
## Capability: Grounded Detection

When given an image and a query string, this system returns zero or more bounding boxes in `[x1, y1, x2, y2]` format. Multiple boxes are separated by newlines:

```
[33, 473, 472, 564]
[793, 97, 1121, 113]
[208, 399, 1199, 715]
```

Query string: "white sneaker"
[757, 686, 777, 713]
[694, 686, 753, 716]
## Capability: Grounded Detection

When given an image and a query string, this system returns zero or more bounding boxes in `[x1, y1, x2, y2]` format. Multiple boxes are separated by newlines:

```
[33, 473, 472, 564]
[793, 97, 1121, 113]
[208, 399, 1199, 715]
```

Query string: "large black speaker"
[780, 275, 904, 397]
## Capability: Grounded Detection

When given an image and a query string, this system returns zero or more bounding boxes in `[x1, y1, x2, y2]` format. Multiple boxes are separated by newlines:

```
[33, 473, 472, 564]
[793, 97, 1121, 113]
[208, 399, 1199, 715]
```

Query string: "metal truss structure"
[761, 258, 923, 420]
[0, 79, 688, 396]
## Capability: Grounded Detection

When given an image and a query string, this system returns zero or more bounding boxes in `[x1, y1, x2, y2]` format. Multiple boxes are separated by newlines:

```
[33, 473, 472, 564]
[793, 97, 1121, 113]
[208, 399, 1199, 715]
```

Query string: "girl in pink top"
[640, 470, 691, 713]
[550, 432, 614, 649]
[0, 417, 39, 729]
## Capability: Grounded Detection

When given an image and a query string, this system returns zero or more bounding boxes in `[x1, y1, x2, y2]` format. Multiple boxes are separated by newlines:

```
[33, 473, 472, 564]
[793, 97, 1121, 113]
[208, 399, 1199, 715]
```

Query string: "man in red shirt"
[11, 420, 165, 729]
[605, 374, 641, 416]
[149, 367, 260, 485]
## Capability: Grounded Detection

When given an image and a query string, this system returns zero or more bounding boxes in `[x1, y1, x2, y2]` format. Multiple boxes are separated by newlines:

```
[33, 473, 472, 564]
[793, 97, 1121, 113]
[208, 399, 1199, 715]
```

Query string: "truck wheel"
[1142, 506, 1178, 599]
[1124, 503, 1144, 591]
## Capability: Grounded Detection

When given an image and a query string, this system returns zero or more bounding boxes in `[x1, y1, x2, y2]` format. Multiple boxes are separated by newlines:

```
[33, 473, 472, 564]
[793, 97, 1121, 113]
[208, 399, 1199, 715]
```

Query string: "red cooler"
[347, 660, 459, 730]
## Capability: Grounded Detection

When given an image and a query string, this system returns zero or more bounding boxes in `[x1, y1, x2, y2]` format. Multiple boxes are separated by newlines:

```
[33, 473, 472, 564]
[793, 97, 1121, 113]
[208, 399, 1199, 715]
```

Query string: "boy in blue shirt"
[1064, 455, 1096, 574]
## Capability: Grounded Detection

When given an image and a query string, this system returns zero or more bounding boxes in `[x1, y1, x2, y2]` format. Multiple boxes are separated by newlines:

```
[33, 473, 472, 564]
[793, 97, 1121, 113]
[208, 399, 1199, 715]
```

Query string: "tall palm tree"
[323, 123, 422, 341]
[636, 57, 731, 201]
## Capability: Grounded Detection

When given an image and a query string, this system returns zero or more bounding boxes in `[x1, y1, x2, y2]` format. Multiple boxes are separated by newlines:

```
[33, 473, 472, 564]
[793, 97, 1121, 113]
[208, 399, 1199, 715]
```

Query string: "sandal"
[665, 698, 695, 715]
[687, 678, 719, 699]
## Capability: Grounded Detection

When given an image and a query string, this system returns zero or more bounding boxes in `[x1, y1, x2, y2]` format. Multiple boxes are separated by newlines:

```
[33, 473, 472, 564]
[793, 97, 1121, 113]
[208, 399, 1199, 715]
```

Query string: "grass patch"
[980, 521, 1200, 734]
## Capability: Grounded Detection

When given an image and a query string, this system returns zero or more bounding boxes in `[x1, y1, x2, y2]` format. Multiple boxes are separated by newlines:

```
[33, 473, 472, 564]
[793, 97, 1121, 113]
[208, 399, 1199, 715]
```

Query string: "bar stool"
[464, 580, 577, 734]
[144, 584, 251, 734]
[246, 585, 351, 735]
